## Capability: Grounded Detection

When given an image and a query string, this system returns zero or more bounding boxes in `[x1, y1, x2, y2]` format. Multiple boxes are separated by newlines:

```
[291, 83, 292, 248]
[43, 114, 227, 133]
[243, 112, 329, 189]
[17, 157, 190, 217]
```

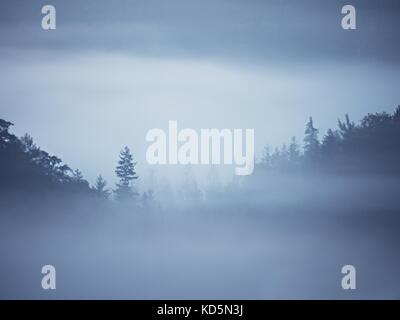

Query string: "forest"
[1, 106, 400, 299]
[1, 106, 400, 210]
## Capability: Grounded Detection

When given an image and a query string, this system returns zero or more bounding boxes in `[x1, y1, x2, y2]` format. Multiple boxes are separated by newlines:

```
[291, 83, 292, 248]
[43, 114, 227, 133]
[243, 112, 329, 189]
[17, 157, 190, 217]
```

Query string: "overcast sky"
[0, 0, 399, 185]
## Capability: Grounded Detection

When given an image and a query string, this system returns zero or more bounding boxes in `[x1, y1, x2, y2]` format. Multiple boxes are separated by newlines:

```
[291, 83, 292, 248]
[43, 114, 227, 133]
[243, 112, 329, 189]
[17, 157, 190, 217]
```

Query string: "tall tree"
[304, 117, 320, 160]
[114, 146, 139, 202]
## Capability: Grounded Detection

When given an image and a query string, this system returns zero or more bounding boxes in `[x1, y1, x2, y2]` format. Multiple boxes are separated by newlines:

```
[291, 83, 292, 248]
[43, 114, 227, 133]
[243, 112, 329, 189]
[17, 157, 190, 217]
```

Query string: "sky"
[0, 0, 400, 185]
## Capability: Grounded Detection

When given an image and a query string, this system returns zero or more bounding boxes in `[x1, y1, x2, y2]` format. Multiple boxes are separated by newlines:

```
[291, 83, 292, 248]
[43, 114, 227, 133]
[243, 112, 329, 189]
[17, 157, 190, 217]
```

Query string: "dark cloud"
[0, 0, 399, 64]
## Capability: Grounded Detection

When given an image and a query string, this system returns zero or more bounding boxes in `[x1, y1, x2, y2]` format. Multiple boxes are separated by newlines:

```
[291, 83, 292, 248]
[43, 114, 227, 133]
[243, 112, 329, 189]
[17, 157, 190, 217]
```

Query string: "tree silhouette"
[321, 128, 339, 158]
[0, 118, 92, 198]
[303, 117, 320, 161]
[289, 137, 301, 164]
[338, 114, 355, 139]
[0, 119, 17, 147]
[258, 106, 400, 175]
[93, 175, 111, 199]
[114, 146, 139, 202]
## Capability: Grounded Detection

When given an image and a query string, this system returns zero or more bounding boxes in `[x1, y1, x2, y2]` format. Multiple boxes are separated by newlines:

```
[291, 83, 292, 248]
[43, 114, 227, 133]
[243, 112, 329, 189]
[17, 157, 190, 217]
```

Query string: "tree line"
[1, 105, 399, 205]
[0, 118, 144, 204]
[259, 106, 400, 175]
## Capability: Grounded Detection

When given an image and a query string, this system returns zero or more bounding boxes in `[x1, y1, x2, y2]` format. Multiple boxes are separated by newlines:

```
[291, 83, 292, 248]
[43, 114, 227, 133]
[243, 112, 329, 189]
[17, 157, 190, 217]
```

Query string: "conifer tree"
[93, 175, 111, 199]
[114, 146, 139, 202]
[304, 117, 320, 160]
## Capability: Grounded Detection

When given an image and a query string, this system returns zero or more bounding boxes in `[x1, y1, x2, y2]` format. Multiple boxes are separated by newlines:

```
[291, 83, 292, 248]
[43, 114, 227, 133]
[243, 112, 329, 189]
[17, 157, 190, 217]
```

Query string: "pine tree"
[304, 117, 320, 160]
[93, 175, 110, 199]
[288, 136, 301, 163]
[72, 169, 89, 189]
[114, 146, 139, 202]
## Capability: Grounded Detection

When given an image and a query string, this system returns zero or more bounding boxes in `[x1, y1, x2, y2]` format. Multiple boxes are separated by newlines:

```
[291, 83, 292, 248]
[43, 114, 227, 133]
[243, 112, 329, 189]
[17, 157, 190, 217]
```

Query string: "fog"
[1, 172, 400, 299]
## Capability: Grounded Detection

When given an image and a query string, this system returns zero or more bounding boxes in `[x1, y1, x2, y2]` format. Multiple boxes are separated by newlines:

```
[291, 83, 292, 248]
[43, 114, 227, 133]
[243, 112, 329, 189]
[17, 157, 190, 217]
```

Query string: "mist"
[1, 0, 400, 300]
[1, 170, 400, 299]
[1, 50, 399, 184]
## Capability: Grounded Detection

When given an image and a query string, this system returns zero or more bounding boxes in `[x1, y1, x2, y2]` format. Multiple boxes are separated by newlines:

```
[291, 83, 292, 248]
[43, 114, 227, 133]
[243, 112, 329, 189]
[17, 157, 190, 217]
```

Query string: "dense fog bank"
[1, 172, 400, 299]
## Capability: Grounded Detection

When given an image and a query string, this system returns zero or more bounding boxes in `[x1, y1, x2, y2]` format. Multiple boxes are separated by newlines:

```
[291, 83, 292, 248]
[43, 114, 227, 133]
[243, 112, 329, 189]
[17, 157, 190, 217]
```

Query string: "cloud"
[0, 0, 400, 65]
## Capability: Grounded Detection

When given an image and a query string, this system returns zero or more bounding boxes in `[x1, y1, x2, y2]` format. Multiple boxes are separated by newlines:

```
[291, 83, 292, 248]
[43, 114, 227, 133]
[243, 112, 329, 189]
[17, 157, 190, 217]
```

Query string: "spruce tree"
[114, 146, 139, 202]
[93, 175, 111, 199]
[304, 117, 320, 160]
